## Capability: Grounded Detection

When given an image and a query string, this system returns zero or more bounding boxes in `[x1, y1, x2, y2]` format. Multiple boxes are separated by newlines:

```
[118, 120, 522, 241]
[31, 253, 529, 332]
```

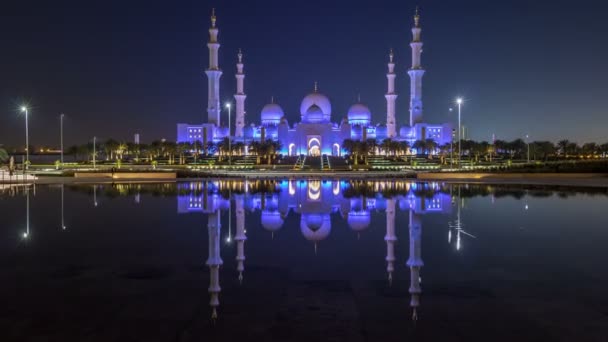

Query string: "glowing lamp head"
[23, 232, 29, 239]
[225, 103, 231, 109]
[456, 98, 463, 105]
[20, 106, 27, 113]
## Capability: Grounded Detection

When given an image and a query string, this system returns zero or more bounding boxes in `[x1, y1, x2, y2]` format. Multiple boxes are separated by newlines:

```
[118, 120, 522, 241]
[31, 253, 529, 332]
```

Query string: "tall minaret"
[385, 198, 397, 284]
[205, 9, 222, 126]
[234, 50, 246, 137]
[235, 195, 247, 283]
[206, 210, 223, 320]
[386, 50, 398, 138]
[408, 7, 425, 127]
[407, 210, 424, 321]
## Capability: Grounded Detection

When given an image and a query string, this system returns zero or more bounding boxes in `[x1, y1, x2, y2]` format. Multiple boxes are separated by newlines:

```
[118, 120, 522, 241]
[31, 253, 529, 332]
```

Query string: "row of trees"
[342, 138, 608, 164]
[64, 138, 282, 165]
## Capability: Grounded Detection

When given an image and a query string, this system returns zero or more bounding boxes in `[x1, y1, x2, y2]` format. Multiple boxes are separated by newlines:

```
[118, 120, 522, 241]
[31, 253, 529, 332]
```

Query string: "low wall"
[74, 172, 176, 179]
[417, 173, 607, 180]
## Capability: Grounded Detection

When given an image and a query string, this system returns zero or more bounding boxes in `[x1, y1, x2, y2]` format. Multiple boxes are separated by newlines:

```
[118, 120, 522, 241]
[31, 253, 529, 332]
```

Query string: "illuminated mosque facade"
[176, 9, 453, 155]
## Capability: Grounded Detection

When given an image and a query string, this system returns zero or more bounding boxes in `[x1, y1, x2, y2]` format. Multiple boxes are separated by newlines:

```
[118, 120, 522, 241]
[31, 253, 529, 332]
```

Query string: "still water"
[1, 180, 608, 341]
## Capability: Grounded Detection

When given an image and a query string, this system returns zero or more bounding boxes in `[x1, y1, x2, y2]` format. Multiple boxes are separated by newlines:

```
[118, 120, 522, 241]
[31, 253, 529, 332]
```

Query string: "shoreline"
[2, 172, 608, 189]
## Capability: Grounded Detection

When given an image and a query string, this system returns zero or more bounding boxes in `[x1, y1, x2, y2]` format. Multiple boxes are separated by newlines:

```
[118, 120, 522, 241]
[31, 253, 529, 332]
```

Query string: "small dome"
[300, 92, 332, 117]
[347, 103, 371, 125]
[261, 210, 284, 231]
[261, 103, 284, 126]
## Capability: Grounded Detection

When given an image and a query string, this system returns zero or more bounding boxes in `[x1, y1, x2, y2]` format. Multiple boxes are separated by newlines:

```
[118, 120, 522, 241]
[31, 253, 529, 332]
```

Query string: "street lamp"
[456, 98, 463, 169]
[20, 106, 29, 169]
[225, 103, 232, 166]
[60, 114, 65, 166]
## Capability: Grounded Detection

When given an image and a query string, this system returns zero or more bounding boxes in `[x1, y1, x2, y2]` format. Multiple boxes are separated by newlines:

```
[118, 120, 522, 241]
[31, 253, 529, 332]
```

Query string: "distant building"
[177, 9, 452, 154]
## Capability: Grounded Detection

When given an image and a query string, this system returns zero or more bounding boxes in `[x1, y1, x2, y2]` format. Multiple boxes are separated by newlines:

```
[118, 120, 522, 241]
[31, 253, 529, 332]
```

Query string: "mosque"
[176, 9, 453, 156]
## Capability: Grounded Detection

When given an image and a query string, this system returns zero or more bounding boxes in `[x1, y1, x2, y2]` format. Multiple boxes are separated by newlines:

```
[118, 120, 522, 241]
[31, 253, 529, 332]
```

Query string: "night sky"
[1, 0, 607, 148]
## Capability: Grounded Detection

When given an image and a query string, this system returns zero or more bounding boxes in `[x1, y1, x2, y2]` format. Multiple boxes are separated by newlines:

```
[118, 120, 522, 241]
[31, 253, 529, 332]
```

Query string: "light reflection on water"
[1, 180, 608, 339]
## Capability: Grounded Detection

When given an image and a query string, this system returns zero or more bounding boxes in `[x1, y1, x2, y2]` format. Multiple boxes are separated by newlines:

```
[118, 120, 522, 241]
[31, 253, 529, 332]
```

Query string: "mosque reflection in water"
[177, 179, 454, 321]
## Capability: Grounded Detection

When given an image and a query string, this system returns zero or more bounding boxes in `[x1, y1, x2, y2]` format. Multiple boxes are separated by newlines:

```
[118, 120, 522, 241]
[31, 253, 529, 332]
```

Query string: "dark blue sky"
[1, 0, 607, 147]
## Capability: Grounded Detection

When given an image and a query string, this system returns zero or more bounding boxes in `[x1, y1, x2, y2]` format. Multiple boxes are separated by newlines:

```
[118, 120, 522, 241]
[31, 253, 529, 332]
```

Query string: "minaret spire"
[234, 49, 246, 137]
[314, 81, 318, 93]
[206, 8, 223, 126]
[386, 49, 398, 138]
[408, 7, 425, 127]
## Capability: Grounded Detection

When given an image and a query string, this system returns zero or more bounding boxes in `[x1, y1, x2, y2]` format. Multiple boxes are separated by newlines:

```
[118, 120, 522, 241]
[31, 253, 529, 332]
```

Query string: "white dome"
[347, 103, 371, 125]
[261, 103, 284, 125]
[300, 92, 332, 117]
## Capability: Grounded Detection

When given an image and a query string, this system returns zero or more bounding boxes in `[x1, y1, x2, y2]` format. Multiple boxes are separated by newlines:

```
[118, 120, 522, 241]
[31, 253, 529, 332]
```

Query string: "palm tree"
[164, 141, 177, 164]
[380, 138, 393, 156]
[412, 140, 425, 155]
[103, 139, 120, 160]
[366, 139, 378, 156]
[567, 142, 580, 158]
[582, 142, 598, 157]
[176, 142, 191, 165]
[601, 143, 608, 157]
[425, 139, 437, 156]
[398, 141, 410, 156]
[557, 139, 569, 158]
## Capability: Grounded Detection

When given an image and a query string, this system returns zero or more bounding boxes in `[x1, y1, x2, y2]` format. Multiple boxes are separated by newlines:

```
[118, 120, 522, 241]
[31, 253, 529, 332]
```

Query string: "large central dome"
[300, 90, 332, 123]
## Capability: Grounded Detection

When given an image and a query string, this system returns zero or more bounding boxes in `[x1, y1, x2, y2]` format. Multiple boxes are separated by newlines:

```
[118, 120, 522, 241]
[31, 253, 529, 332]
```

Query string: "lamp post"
[60, 114, 65, 165]
[456, 98, 463, 169]
[20, 106, 29, 169]
[226, 103, 232, 166]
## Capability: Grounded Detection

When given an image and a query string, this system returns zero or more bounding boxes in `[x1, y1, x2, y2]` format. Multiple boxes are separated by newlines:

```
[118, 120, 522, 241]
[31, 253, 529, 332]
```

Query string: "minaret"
[205, 9, 223, 126]
[408, 7, 425, 127]
[386, 49, 398, 138]
[235, 195, 247, 283]
[385, 198, 397, 284]
[206, 209, 223, 320]
[406, 210, 424, 321]
[234, 50, 246, 137]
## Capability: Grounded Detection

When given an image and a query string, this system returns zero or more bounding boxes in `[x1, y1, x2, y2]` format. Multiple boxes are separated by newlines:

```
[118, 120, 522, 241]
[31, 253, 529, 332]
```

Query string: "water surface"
[1, 180, 607, 341]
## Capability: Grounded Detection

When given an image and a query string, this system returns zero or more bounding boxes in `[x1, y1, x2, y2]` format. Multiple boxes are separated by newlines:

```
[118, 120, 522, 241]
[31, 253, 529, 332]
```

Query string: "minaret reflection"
[385, 198, 397, 285]
[234, 194, 246, 284]
[407, 211, 423, 321]
[206, 208, 223, 320]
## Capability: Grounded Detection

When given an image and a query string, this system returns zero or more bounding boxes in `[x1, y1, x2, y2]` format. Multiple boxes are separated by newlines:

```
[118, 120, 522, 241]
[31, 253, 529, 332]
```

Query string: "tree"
[425, 139, 437, 156]
[582, 142, 598, 157]
[103, 139, 120, 160]
[557, 139, 570, 158]
[380, 138, 393, 156]
[0, 148, 8, 164]
[412, 140, 425, 155]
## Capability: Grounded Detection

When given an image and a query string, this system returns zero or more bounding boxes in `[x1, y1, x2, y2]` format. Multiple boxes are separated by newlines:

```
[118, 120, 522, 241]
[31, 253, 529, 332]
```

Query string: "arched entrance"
[333, 143, 341, 157]
[308, 137, 321, 156]
[289, 143, 296, 156]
